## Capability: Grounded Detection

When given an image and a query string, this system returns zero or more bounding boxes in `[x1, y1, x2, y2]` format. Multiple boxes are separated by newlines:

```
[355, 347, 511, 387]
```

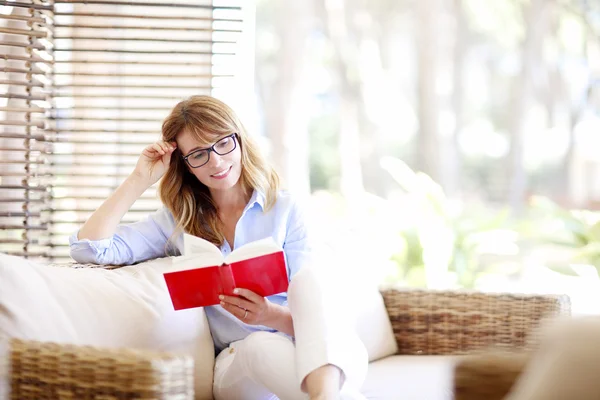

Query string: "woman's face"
[176, 129, 242, 192]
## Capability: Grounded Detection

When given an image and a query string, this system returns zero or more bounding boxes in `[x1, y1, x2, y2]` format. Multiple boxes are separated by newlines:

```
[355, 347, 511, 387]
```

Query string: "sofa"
[0, 254, 571, 399]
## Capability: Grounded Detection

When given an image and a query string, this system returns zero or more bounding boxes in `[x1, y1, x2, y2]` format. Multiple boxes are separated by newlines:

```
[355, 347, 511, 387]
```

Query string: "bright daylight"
[1, 0, 600, 399]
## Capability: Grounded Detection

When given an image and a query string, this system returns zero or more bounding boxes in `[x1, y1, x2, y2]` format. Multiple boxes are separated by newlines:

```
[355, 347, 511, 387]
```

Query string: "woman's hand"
[133, 140, 177, 187]
[220, 288, 294, 336]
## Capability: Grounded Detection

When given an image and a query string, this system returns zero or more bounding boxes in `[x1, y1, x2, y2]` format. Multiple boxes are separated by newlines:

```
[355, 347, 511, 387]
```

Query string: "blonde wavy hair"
[159, 95, 280, 247]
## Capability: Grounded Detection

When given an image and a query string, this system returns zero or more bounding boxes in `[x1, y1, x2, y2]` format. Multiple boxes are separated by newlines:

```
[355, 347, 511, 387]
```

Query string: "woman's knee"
[289, 266, 330, 298]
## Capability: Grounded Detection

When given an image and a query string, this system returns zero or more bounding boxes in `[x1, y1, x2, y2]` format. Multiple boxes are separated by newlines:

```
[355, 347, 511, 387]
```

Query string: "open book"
[163, 234, 289, 310]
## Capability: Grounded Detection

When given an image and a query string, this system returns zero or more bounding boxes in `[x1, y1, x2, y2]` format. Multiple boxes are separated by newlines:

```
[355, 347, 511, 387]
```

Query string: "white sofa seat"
[362, 355, 459, 400]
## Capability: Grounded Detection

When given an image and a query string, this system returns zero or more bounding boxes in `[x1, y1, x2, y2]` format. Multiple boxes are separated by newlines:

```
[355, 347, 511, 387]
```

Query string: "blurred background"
[250, 0, 600, 313]
[1, 0, 600, 313]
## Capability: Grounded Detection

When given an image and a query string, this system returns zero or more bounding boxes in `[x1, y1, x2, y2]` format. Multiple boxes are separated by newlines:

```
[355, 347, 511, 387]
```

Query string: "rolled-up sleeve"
[69, 207, 176, 265]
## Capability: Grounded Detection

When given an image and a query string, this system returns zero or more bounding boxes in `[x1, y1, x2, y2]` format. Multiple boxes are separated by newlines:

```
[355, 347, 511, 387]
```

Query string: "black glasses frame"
[182, 133, 238, 168]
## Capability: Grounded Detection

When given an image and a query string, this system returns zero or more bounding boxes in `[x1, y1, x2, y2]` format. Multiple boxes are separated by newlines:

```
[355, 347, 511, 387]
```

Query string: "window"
[0, 1, 54, 260]
[0, 0, 252, 262]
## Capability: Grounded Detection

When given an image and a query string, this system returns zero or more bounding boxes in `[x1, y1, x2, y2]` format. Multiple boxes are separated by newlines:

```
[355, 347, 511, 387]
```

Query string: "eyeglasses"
[182, 133, 238, 168]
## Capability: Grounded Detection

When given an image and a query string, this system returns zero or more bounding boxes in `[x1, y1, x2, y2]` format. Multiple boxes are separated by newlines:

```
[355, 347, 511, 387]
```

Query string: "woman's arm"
[78, 140, 176, 241]
[71, 140, 178, 265]
[264, 303, 294, 336]
[77, 174, 150, 241]
[69, 207, 176, 265]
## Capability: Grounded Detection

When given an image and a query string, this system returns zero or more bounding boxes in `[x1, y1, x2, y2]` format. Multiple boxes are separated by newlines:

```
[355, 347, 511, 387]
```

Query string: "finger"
[152, 143, 166, 155]
[220, 301, 246, 320]
[220, 295, 256, 311]
[158, 141, 170, 153]
[162, 150, 174, 165]
[233, 288, 263, 303]
[142, 146, 159, 158]
[161, 140, 177, 151]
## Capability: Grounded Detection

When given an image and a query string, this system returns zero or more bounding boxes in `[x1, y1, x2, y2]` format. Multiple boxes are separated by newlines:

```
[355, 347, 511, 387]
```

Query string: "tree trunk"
[320, 0, 364, 201]
[564, 31, 589, 207]
[446, 0, 467, 197]
[507, 0, 548, 211]
[258, 2, 312, 195]
[416, 0, 442, 184]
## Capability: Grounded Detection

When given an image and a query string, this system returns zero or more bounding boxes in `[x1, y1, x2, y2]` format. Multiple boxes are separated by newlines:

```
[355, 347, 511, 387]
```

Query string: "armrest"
[379, 288, 571, 355]
[7, 338, 194, 400]
[453, 351, 531, 400]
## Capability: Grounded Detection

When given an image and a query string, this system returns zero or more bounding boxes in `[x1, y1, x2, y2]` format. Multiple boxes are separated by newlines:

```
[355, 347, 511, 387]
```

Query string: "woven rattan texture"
[9, 338, 194, 400]
[380, 288, 571, 355]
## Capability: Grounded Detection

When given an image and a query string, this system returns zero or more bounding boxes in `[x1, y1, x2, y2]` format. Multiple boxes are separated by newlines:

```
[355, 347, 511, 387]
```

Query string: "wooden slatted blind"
[0, 0, 54, 261]
[0, 0, 246, 261]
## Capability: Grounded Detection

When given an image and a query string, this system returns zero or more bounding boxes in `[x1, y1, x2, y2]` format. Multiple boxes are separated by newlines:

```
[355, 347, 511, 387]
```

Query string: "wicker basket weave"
[8, 338, 194, 400]
[380, 288, 571, 355]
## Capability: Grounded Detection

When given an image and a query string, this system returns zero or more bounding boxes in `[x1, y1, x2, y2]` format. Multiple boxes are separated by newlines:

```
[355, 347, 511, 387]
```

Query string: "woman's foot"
[306, 364, 342, 400]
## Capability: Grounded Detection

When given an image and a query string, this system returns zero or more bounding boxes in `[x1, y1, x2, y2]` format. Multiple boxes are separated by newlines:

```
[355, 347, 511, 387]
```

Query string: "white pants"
[213, 266, 368, 400]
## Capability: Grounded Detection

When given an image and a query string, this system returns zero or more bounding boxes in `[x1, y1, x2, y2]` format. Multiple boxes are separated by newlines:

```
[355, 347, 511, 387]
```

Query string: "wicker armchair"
[5, 338, 194, 400]
[5, 288, 570, 399]
[378, 289, 570, 400]
[379, 288, 570, 355]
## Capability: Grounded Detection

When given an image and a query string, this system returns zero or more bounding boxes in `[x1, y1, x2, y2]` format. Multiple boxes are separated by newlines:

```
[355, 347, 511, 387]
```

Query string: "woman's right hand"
[133, 140, 177, 186]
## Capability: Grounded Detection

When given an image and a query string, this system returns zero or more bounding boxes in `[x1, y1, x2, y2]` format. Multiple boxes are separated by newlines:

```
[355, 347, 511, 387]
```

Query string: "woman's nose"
[207, 151, 223, 167]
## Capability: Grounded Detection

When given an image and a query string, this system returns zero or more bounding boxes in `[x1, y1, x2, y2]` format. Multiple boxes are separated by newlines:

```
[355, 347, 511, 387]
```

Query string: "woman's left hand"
[220, 288, 295, 336]
[220, 288, 275, 326]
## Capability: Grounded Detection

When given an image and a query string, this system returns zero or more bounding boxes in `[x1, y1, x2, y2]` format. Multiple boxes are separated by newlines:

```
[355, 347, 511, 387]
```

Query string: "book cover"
[163, 235, 288, 310]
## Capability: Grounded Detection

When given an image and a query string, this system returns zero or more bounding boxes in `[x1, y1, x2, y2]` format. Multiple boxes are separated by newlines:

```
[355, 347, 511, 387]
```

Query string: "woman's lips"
[210, 166, 232, 180]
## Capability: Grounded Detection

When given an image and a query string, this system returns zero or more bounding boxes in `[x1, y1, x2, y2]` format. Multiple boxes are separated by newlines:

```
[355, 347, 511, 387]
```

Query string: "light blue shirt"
[69, 190, 312, 353]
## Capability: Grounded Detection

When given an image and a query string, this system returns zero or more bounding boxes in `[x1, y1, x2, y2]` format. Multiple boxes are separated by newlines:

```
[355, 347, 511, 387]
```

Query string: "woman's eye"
[193, 151, 208, 160]
[217, 138, 230, 148]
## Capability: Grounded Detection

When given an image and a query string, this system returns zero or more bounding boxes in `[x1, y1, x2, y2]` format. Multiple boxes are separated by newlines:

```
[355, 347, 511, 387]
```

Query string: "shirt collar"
[245, 189, 265, 212]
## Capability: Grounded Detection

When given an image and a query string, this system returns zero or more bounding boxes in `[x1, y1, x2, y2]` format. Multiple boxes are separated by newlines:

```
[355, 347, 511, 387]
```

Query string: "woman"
[70, 95, 368, 400]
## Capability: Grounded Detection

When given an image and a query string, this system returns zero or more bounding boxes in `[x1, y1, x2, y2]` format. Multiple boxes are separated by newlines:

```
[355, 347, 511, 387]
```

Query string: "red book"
[163, 234, 289, 310]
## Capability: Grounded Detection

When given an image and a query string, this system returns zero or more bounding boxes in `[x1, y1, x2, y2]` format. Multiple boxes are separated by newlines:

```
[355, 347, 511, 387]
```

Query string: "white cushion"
[353, 286, 398, 362]
[362, 355, 458, 399]
[337, 253, 397, 362]
[0, 254, 215, 400]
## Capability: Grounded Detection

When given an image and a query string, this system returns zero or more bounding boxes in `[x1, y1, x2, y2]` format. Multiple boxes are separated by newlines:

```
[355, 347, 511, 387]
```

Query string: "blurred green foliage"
[381, 157, 523, 288]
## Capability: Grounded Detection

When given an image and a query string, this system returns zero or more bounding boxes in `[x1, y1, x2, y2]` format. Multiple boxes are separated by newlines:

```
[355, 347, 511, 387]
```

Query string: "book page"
[184, 233, 223, 258]
[171, 254, 223, 271]
[224, 237, 282, 264]
[172, 233, 224, 269]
